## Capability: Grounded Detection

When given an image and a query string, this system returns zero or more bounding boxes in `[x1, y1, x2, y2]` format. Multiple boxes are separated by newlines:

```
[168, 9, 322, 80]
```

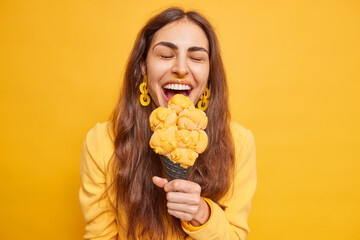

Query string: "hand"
[152, 176, 210, 226]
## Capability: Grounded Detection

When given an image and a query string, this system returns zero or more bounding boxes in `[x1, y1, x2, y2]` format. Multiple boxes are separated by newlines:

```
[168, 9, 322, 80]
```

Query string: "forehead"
[150, 19, 209, 50]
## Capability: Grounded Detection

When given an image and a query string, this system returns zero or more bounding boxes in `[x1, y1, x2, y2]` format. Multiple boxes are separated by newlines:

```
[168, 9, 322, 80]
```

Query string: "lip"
[161, 79, 193, 103]
[162, 78, 193, 88]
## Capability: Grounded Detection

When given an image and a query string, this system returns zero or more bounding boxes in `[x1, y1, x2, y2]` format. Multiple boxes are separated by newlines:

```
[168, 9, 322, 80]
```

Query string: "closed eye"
[161, 55, 174, 59]
[191, 57, 202, 61]
[190, 55, 206, 62]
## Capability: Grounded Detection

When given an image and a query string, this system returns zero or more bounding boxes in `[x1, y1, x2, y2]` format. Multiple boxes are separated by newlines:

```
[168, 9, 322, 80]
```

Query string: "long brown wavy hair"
[110, 7, 235, 240]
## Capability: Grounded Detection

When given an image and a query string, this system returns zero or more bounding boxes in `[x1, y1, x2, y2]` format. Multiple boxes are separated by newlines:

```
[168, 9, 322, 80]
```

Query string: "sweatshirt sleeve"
[79, 123, 118, 240]
[182, 124, 257, 240]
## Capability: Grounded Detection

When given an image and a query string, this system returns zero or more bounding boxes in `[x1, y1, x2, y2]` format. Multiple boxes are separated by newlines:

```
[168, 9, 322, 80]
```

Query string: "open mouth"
[163, 83, 192, 102]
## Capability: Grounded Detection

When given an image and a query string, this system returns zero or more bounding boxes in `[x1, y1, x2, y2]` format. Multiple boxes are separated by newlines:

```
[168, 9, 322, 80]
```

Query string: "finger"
[167, 209, 194, 222]
[164, 179, 201, 194]
[167, 202, 199, 215]
[166, 192, 201, 205]
[152, 176, 168, 188]
[167, 197, 211, 226]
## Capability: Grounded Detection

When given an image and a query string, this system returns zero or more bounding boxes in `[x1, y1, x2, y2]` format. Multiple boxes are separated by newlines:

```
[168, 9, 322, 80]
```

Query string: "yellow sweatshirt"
[79, 121, 257, 240]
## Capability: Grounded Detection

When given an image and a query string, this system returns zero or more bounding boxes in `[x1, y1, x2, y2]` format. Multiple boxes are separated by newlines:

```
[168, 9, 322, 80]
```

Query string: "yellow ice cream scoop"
[149, 126, 177, 155]
[149, 107, 177, 132]
[177, 108, 208, 130]
[176, 129, 208, 154]
[167, 148, 199, 168]
[168, 94, 195, 114]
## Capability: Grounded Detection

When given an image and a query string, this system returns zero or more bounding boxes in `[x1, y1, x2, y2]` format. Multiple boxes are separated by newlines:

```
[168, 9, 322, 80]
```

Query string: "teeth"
[164, 84, 191, 91]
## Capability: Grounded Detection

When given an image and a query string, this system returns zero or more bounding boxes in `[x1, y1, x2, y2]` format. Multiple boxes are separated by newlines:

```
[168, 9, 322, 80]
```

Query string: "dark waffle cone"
[160, 155, 190, 181]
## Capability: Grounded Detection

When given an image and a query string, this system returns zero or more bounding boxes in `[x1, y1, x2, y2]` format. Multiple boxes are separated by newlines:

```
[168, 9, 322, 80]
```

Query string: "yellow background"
[1, 0, 359, 239]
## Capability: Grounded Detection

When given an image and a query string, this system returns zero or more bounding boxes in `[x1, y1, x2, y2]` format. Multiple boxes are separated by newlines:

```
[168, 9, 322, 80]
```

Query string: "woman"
[79, 7, 256, 240]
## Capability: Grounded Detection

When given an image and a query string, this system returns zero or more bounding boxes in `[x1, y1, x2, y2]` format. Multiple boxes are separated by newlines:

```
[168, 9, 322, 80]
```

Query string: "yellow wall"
[1, 0, 359, 239]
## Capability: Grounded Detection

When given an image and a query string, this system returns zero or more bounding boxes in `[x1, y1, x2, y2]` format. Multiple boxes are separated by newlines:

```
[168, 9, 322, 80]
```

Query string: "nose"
[171, 55, 188, 78]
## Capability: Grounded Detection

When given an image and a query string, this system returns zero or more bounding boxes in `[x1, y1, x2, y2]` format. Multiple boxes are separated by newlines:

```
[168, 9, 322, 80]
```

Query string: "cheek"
[193, 65, 210, 85]
[145, 59, 169, 102]
[146, 60, 169, 82]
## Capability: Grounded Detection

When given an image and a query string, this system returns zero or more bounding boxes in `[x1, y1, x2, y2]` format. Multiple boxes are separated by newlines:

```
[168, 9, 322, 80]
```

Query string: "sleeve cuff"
[181, 197, 213, 232]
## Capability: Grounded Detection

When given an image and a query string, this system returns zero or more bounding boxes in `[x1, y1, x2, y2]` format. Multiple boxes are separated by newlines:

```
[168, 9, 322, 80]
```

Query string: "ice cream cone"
[160, 155, 190, 181]
[150, 95, 207, 180]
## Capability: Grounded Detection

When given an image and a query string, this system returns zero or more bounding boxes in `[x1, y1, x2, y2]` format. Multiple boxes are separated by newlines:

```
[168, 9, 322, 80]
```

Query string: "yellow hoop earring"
[139, 75, 151, 106]
[197, 87, 210, 111]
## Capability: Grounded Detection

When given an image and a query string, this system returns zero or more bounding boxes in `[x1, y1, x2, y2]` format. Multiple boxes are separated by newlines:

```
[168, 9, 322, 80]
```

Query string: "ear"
[140, 60, 146, 76]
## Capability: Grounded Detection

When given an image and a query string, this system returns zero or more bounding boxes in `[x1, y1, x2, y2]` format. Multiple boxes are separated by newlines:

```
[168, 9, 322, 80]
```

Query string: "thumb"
[152, 176, 168, 188]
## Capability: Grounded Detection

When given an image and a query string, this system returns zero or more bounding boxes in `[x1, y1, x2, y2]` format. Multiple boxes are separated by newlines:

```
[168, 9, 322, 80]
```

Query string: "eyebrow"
[153, 41, 209, 55]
